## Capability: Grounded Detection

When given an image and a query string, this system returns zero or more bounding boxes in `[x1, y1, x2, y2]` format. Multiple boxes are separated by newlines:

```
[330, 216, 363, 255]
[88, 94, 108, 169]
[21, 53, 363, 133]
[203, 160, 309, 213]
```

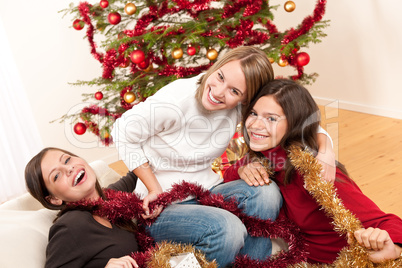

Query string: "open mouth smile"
[73, 170, 85, 186]
[208, 88, 223, 105]
[251, 132, 269, 139]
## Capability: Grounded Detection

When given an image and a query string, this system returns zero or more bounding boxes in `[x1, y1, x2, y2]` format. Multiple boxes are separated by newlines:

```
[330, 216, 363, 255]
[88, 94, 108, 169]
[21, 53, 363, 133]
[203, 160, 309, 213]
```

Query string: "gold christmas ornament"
[268, 57, 275, 64]
[212, 123, 246, 178]
[123, 91, 136, 103]
[171, 47, 184, 59]
[143, 63, 154, 72]
[284, 1, 296, 12]
[100, 127, 110, 139]
[124, 3, 137, 15]
[96, 22, 106, 32]
[227, 124, 246, 162]
[101, 130, 110, 139]
[206, 48, 218, 61]
[278, 58, 288, 67]
[211, 158, 223, 178]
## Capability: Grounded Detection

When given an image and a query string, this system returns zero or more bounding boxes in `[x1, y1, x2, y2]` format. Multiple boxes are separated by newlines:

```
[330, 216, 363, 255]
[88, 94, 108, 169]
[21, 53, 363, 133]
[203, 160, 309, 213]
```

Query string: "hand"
[349, 227, 401, 263]
[238, 161, 270, 186]
[141, 190, 163, 220]
[105, 255, 138, 268]
[316, 150, 336, 183]
[132, 163, 163, 220]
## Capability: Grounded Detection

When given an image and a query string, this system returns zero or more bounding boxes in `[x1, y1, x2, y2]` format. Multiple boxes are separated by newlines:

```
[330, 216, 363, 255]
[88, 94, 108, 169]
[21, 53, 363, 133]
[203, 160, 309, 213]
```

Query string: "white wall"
[272, 0, 402, 119]
[0, 0, 118, 164]
[1, 0, 401, 164]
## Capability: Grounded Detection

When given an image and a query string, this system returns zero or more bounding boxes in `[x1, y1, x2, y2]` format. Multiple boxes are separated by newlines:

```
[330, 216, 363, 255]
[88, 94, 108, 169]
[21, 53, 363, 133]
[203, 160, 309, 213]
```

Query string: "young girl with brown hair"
[224, 79, 402, 264]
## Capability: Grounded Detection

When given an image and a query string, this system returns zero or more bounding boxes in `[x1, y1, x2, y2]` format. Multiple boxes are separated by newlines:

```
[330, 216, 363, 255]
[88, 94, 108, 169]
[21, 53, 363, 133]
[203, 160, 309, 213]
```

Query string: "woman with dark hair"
[224, 79, 402, 264]
[25, 147, 139, 268]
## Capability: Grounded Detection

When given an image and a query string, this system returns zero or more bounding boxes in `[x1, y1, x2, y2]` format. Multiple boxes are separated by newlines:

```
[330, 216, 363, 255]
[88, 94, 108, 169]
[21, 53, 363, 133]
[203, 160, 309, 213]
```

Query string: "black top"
[45, 172, 138, 268]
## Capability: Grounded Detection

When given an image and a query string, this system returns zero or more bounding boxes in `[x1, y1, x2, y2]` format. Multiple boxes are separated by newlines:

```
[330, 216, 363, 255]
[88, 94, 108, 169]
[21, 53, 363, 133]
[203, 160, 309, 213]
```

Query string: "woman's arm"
[223, 154, 270, 186]
[316, 131, 336, 183]
[111, 76, 197, 174]
[107, 171, 138, 192]
[350, 228, 402, 263]
[336, 171, 402, 263]
[238, 162, 270, 186]
[133, 163, 163, 219]
[111, 79, 190, 218]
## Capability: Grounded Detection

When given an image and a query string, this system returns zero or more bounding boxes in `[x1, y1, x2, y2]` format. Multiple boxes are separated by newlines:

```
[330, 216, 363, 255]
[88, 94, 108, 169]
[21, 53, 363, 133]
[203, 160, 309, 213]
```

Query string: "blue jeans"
[145, 180, 282, 267]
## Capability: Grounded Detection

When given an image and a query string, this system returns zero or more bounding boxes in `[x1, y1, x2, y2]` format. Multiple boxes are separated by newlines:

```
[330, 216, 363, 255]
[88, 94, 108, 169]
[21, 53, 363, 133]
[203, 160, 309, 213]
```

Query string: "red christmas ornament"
[108, 12, 121, 25]
[74, 122, 87, 135]
[187, 45, 196, 56]
[95, 91, 103, 100]
[100, 0, 109, 9]
[137, 58, 150, 69]
[296, 52, 310, 66]
[72, 19, 84, 30]
[130, 50, 146, 64]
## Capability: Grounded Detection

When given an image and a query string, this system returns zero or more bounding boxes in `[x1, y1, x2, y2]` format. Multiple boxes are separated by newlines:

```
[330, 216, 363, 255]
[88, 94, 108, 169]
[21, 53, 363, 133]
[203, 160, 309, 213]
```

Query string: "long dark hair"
[25, 147, 136, 233]
[242, 79, 348, 184]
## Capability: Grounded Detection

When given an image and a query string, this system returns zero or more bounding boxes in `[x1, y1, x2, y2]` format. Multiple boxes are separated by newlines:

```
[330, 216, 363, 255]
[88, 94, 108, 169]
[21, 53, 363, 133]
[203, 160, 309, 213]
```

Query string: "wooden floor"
[319, 106, 402, 217]
[109, 107, 402, 216]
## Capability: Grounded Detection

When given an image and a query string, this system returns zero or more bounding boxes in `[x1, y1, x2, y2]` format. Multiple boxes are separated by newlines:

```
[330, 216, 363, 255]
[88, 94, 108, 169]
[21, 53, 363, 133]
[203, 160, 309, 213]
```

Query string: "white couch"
[0, 160, 286, 267]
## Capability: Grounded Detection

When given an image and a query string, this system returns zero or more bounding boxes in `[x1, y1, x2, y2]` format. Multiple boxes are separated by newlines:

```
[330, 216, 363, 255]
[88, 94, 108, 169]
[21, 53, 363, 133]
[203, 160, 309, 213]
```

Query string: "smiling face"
[201, 60, 247, 111]
[245, 95, 288, 152]
[40, 150, 98, 205]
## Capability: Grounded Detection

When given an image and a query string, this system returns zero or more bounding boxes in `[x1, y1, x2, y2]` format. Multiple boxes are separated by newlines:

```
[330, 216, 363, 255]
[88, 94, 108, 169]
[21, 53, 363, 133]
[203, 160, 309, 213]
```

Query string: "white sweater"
[112, 74, 241, 197]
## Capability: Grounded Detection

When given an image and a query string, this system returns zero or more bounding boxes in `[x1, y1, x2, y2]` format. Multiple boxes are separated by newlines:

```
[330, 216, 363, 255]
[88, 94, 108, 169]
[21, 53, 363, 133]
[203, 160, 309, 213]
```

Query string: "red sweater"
[223, 146, 402, 263]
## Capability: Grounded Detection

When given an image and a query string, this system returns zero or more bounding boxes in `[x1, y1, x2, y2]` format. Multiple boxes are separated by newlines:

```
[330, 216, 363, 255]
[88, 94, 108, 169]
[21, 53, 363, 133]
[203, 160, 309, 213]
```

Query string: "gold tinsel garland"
[287, 145, 402, 268]
[149, 145, 401, 267]
[147, 241, 217, 268]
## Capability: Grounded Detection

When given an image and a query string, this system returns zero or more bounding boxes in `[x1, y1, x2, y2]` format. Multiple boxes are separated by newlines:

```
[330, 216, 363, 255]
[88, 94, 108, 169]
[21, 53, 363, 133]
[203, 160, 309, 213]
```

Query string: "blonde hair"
[195, 46, 274, 109]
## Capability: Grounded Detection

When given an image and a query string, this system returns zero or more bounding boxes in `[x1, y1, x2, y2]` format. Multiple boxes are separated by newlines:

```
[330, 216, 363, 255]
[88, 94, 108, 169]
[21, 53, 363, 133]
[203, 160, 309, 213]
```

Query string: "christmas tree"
[60, 0, 329, 145]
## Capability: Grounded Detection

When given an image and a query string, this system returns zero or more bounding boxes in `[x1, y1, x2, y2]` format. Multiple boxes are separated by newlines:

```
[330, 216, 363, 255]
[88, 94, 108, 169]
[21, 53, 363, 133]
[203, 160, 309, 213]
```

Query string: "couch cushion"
[0, 209, 57, 268]
[0, 193, 42, 211]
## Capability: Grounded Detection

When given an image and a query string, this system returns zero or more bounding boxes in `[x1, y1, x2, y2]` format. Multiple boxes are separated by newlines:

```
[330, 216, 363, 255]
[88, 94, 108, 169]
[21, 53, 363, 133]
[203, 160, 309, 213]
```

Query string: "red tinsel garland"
[67, 181, 308, 267]
[81, 105, 121, 120]
[158, 64, 212, 78]
[80, 105, 123, 145]
[78, 2, 103, 63]
[281, 0, 327, 45]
